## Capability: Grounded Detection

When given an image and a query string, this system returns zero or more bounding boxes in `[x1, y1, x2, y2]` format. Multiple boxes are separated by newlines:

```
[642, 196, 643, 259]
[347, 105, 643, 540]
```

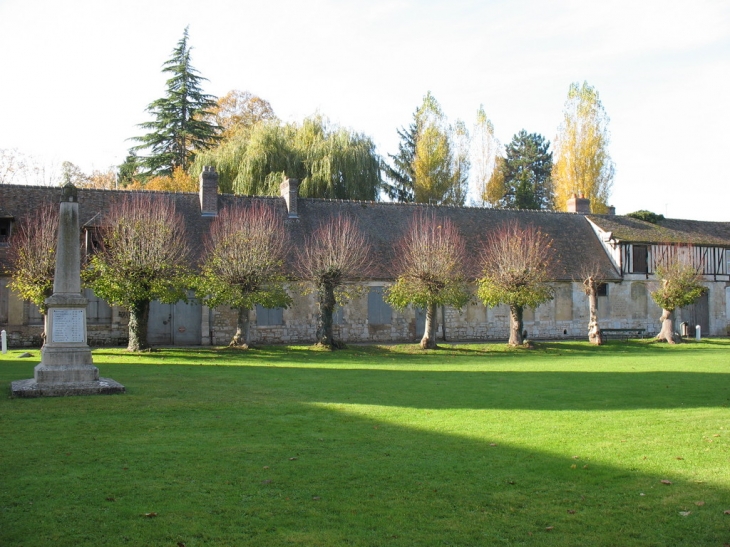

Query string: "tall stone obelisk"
[11, 184, 125, 397]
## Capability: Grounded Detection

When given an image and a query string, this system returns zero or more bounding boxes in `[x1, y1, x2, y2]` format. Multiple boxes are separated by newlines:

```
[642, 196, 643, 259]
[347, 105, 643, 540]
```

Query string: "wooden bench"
[600, 328, 646, 340]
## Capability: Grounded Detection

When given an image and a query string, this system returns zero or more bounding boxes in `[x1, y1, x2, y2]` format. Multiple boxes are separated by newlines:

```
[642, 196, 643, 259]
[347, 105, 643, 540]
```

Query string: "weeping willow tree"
[192, 116, 381, 199]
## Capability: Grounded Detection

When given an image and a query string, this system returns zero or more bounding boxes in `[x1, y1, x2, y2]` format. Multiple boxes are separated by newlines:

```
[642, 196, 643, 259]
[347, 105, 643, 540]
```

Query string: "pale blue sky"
[1, 0, 728, 220]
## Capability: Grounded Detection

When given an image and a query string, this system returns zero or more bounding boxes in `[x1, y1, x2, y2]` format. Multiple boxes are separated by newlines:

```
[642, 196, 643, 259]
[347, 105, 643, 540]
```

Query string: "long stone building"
[1, 173, 729, 347]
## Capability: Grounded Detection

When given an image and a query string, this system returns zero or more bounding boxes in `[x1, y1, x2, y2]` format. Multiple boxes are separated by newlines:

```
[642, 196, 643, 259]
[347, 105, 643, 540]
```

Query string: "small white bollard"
[695, 325, 701, 341]
[1, 330, 7, 354]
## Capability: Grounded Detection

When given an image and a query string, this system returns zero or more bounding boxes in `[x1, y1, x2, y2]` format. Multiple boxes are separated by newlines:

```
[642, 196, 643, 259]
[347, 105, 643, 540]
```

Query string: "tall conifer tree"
[486, 130, 553, 210]
[131, 27, 219, 179]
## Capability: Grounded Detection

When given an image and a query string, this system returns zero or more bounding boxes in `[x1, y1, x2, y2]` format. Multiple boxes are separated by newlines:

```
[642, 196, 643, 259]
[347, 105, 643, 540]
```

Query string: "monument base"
[10, 377, 126, 398]
[35, 362, 99, 383]
[40, 344, 94, 367]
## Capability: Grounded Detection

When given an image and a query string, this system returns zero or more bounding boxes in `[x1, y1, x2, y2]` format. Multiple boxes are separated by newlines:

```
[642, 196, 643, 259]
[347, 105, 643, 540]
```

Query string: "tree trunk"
[420, 301, 438, 349]
[508, 305, 524, 346]
[656, 308, 680, 344]
[316, 283, 336, 348]
[128, 299, 151, 351]
[230, 307, 251, 347]
[441, 305, 447, 342]
[587, 290, 603, 345]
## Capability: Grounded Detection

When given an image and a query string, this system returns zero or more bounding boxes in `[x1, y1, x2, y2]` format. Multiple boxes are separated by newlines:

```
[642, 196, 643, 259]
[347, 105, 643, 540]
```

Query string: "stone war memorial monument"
[11, 184, 125, 397]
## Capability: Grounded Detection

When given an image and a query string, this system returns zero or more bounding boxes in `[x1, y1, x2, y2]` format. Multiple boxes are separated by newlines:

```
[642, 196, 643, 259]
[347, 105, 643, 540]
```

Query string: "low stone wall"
[2, 325, 44, 348]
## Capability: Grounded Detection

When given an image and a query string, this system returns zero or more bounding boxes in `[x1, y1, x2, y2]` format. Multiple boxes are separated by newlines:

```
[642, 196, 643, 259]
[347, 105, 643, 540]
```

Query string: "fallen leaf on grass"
[572, 456, 580, 459]
[676, 457, 684, 460]
[661, 480, 672, 485]
[679, 511, 691, 516]
[723, 510, 730, 515]
[570, 464, 577, 469]
[713, 434, 720, 437]
[567, 510, 576, 514]
[105, 497, 116, 502]
[177, 543, 186, 547]
[144, 512, 157, 518]
[312, 496, 320, 500]
[583, 465, 589, 469]
[490, 443, 497, 447]
[263, 466, 269, 469]
[545, 526, 554, 531]
[695, 501, 705, 506]
[289, 457, 298, 461]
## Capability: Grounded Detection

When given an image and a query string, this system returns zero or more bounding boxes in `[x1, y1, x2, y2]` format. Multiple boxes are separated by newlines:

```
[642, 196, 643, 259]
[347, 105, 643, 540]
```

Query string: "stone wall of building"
[3, 278, 728, 347]
[206, 279, 728, 345]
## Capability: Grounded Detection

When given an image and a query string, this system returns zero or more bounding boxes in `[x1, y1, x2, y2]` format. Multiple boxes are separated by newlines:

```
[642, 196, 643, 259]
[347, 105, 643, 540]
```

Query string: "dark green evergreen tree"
[131, 27, 219, 178]
[117, 151, 140, 187]
[492, 130, 553, 210]
[382, 118, 417, 202]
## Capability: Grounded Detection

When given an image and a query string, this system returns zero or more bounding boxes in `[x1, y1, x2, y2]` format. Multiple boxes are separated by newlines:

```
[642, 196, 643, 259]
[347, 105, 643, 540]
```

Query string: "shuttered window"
[368, 287, 392, 325]
[333, 305, 344, 325]
[84, 288, 112, 324]
[255, 305, 284, 326]
[632, 245, 648, 274]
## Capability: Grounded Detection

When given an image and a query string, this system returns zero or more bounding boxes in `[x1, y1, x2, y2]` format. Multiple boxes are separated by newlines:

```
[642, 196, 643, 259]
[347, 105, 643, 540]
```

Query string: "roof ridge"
[297, 197, 586, 216]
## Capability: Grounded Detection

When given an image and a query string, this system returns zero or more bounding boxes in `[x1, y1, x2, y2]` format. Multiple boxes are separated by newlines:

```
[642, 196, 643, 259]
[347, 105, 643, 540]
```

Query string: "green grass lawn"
[1, 340, 729, 547]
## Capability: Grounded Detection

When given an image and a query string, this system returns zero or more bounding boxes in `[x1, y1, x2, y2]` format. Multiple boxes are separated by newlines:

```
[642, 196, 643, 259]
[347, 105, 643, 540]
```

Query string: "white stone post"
[1, 329, 6, 354]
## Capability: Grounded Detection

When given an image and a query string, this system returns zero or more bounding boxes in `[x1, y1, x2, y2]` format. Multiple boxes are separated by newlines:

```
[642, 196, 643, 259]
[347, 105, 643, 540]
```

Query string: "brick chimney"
[280, 178, 300, 218]
[199, 166, 219, 216]
[566, 193, 591, 214]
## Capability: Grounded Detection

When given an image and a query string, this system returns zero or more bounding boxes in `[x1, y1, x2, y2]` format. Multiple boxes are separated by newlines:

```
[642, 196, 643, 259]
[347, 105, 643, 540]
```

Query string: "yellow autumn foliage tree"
[124, 166, 197, 192]
[552, 82, 614, 213]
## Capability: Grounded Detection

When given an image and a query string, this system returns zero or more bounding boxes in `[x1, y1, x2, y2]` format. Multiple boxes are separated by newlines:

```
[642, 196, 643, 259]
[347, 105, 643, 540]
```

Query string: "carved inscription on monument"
[52, 309, 85, 343]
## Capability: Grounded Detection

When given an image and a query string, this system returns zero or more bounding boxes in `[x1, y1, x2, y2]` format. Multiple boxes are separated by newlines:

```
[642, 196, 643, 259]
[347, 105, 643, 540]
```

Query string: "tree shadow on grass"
[1, 377, 728, 547]
[134, 365, 728, 412]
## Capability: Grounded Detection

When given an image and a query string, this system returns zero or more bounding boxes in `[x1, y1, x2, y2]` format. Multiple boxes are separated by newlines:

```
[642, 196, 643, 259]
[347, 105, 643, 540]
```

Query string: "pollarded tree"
[6, 203, 59, 325]
[296, 215, 373, 349]
[552, 81, 614, 213]
[131, 27, 220, 179]
[651, 247, 706, 344]
[578, 260, 605, 345]
[83, 194, 191, 351]
[385, 212, 471, 349]
[478, 222, 554, 346]
[197, 203, 291, 348]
